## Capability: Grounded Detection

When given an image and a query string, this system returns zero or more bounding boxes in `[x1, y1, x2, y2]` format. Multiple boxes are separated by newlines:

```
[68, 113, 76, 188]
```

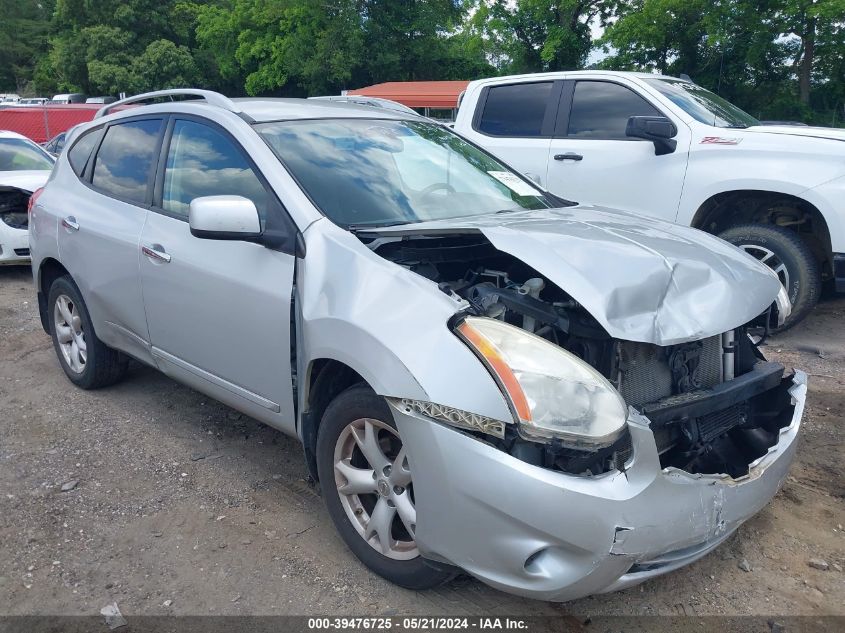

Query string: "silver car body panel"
[297, 219, 514, 424]
[30, 96, 805, 601]
[392, 371, 806, 601]
[139, 211, 297, 432]
[46, 161, 154, 364]
[367, 206, 782, 346]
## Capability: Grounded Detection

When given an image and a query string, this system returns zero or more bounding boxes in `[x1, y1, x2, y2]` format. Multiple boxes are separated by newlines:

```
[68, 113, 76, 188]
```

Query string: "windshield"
[0, 138, 55, 171]
[645, 78, 759, 129]
[256, 119, 556, 228]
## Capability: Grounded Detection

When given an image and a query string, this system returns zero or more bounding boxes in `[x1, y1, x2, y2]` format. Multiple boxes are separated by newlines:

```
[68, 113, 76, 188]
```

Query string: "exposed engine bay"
[365, 232, 796, 479]
[0, 187, 30, 231]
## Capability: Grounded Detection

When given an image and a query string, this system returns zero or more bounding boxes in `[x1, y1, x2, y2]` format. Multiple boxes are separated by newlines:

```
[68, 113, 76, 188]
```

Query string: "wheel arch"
[689, 189, 833, 278]
[36, 258, 71, 334]
[298, 357, 369, 485]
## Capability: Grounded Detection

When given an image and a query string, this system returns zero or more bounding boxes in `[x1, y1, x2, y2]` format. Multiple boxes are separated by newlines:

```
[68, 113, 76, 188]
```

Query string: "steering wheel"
[418, 182, 456, 202]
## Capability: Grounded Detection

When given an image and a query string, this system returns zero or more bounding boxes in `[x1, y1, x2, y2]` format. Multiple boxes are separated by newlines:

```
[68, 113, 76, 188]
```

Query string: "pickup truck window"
[644, 78, 759, 129]
[257, 118, 554, 228]
[567, 81, 660, 140]
[478, 82, 553, 137]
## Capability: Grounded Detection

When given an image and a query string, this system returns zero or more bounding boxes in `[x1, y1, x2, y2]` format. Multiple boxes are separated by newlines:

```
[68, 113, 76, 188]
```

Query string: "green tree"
[40, 0, 205, 95]
[196, 0, 365, 95]
[468, 0, 620, 73]
[0, 0, 53, 92]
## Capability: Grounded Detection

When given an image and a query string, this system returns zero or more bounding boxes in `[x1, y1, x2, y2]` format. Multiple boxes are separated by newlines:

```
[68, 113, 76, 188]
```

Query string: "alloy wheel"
[739, 244, 791, 298]
[53, 294, 87, 374]
[333, 417, 418, 560]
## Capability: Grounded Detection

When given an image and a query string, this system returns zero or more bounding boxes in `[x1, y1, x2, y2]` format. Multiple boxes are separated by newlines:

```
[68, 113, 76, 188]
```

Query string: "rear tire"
[316, 384, 453, 590]
[47, 275, 128, 389]
[719, 224, 820, 331]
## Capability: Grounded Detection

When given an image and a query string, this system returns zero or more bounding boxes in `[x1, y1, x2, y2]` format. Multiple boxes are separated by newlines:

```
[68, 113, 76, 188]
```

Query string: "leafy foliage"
[1, 0, 842, 125]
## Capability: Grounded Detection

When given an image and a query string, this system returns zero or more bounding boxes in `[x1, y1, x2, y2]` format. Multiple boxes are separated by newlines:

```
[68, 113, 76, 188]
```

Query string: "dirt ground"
[0, 264, 843, 620]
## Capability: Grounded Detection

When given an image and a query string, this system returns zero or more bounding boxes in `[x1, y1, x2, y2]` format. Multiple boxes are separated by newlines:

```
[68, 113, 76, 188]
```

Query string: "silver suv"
[29, 89, 806, 601]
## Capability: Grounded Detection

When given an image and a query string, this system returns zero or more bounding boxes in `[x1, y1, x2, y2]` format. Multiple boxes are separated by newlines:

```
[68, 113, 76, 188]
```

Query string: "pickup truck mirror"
[626, 116, 678, 156]
[189, 195, 262, 241]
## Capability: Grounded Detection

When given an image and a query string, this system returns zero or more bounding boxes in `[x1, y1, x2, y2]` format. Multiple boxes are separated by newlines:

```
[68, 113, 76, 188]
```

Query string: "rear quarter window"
[67, 128, 103, 176]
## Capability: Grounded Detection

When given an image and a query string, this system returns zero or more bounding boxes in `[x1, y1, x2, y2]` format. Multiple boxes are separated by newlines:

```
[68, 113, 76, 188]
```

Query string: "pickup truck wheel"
[47, 275, 129, 388]
[719, 224, 820, 331]
[316, 384, 453, 589]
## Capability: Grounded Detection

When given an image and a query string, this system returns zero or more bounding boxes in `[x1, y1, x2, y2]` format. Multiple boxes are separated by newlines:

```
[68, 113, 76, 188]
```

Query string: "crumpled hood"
[0, 170, 51, 193]
[369, 206, 781, 345]
[745, 125, 845, 143]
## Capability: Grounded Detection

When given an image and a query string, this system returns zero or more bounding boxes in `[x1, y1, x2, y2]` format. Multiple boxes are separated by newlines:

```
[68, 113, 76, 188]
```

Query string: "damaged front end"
[0, 186, 33, 262]
[367, 230, 798, 481]
[363, 227, 805, 600]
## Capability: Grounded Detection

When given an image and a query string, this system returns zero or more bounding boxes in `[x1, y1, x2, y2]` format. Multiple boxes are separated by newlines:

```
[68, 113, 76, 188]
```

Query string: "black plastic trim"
[641, 361, 785, 425]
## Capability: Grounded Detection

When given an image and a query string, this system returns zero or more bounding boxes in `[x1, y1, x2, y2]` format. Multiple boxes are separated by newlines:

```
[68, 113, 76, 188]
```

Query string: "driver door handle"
[142, 244, 171, 264]
[554, 153, 583, 162]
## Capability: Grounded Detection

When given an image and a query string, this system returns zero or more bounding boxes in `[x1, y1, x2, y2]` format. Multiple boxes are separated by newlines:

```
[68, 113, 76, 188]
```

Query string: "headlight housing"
[456, 316, 628, 448]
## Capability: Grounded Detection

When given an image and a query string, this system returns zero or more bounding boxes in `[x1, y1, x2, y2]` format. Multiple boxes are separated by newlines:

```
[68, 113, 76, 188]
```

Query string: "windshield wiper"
[346, 220, 415, 231]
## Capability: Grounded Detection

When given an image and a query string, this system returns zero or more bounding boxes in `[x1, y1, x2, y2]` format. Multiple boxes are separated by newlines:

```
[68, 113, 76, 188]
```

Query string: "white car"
[454, 71, 845, 328]
[0, 131, 54, 265]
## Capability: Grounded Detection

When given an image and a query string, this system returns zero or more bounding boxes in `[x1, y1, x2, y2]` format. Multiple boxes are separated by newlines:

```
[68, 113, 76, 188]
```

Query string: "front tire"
[315, 384, 453, 590]
[47, 275, 128, 389]
[719, 224, 820, 331]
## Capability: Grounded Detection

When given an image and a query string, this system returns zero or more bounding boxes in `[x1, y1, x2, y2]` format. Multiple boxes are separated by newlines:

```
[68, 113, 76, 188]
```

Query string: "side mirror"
[189, 195, 261, 241]
[626, 116, 678, 156]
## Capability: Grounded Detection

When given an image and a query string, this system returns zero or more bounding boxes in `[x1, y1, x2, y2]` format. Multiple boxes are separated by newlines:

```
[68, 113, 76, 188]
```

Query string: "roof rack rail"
[95, 89, 242, 119]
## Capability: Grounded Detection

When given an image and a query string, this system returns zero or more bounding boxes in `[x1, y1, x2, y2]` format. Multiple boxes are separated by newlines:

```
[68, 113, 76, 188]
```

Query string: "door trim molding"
[151, 347, 281, 412]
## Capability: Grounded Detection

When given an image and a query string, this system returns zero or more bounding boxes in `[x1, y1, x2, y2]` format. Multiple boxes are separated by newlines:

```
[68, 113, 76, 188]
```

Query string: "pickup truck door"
[138, 117, 297, 432]
[545, 79, 691, 220]
[462, 80, 562, 188]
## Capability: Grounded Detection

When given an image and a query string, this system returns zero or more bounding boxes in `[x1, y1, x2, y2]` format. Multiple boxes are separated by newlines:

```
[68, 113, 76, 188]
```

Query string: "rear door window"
[477, 82, 554, 137]
[92, 119, 163, 203]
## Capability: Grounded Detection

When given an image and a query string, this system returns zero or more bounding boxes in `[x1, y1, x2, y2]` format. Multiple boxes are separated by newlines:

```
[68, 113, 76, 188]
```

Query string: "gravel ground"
[0, 264, 843, 620]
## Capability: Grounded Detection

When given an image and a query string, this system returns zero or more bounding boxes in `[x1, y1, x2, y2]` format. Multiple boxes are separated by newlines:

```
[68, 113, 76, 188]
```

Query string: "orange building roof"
[347, 81, 470, 109]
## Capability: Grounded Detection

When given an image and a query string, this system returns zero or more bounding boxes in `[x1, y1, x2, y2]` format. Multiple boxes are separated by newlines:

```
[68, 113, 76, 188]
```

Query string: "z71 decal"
[700, 136, 742, 145]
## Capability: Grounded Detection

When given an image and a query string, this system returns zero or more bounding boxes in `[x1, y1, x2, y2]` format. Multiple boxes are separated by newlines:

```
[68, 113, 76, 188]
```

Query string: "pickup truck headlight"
[456, 316, 628, 448]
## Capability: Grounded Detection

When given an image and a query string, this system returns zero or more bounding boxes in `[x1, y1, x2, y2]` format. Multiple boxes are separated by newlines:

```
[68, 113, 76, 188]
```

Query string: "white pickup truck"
[453, 70, 845, 328]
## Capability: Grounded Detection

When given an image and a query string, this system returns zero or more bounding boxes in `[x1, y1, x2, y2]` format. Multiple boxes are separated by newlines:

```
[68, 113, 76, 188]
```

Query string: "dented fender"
[297, 219, 513, 423]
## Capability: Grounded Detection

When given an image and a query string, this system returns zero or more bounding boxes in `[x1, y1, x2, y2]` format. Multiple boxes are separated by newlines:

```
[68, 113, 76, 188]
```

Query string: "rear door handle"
[61, 216, 79, 231]
[553, 153, 583, 161]
[142, 244, 171, 264]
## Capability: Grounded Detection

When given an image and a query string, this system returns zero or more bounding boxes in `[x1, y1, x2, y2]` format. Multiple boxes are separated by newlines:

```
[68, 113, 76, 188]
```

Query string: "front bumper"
[393, 371, 807, 602]
[0, 223, 30, 265]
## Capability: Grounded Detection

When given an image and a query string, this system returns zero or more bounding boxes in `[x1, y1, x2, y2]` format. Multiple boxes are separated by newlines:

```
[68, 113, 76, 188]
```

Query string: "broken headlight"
[456, 316, 627, 448]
